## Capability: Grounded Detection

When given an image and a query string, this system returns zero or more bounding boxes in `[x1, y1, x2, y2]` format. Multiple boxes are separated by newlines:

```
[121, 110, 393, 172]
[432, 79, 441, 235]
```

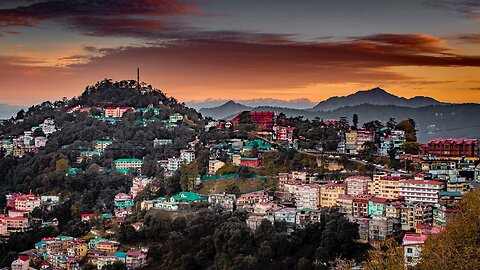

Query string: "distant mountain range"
[196, 87, 479, 142]
[0, 104, 25, 120]
[199, 101, 252, 120]
[187, 98, 317, 111]
[310, 87, 445, 111]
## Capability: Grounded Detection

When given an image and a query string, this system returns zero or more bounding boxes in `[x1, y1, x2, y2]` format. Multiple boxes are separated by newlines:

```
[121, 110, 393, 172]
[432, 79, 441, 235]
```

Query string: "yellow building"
[73, 242, 88, 257]
[96, 241, 119, 252]
[368, 174, 401, 199]
[320, 183, 347, 207]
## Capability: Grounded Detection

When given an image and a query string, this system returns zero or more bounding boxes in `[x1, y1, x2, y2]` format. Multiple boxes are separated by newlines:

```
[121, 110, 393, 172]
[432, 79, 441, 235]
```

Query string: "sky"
[0, 0, 480, 106]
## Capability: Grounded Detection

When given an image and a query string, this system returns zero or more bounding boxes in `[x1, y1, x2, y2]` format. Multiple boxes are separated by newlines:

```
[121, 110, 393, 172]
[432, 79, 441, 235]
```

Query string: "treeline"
[118, 208, 366, 270]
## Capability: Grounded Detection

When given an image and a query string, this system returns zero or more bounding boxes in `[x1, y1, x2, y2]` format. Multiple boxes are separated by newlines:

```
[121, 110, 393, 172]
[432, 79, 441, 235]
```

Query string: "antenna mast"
[137, 67, 140, 90]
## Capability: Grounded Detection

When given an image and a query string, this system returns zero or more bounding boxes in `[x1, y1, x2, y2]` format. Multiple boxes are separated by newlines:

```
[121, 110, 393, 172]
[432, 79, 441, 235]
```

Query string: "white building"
[399, 179, 445, 204]
[180, 150, 195, 164]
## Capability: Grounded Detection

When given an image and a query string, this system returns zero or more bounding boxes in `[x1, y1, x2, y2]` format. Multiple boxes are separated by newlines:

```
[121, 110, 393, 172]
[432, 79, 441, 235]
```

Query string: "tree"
[352, 114, 358, 130]
[55, 158, 70, 173]
[363, 238, 403, 270]
[386, 118, 397, 131]
[225, 183, 240, 196]
[416, 189, 480, 270]
[402, 142, 419, 155]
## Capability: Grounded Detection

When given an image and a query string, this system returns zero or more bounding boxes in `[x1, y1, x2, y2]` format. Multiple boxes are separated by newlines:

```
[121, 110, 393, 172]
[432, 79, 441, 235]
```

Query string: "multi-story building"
[13, 193, 41, 212]
[246, 215, 268, 231]
[337, 195, 354, 216]
[130, 176, 153, 199]
[208, 193, 236, 211]
[368, 197, 388, 217]
[420, 138, 479, 158]
[402, 233, 427, 268]
[369, 216, 395, 242]
[153, 138, 173, 147]
[104, 106, 133, 118]
[295, 184, 320, 209]
[267, 207, 297, 231]
[180, 149, 195, 164]
[237, 191, 269, 207]
[208, 160, 225, 175]
[126, 250, 147, 269]
[352, 194, 373, 217]
[399, 179, 445, 204]
[368, 174, 402, 199]
[94, 139, 113, 152]
[114, 158, 143, 173]
[296, 208, 323, 228]
[0, 215, 29, 233]
[11, 256, 30, 270]
[229, 111, 275, 130]
[272, 125, 295, 143]
[400, 203, 433, 231]
[345, 176, 371, 195]
[114, 193, 134, 219]
[433, 205, 457, 227]
[345, 129, 373, 154]
[379, 130, 405, 156]
[320, 183, 347, 208]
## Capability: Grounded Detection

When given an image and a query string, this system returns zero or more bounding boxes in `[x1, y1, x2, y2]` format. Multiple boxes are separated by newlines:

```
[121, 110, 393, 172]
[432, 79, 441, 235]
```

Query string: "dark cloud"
[0, 0, 196, 34]
[449, 33, 480, 44]
[425, 0, 480, 19]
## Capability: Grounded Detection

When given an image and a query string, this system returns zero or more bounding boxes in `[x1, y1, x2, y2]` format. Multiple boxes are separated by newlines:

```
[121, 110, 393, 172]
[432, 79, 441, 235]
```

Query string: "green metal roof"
[171, 192, 205, 202]
[81, 150, 102, 155]
[439, 191, 462, 196]
[114, 158, 143, 163]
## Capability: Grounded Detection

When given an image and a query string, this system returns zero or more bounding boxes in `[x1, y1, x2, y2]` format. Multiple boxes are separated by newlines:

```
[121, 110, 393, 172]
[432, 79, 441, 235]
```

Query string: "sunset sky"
[1, 0, 480, 106]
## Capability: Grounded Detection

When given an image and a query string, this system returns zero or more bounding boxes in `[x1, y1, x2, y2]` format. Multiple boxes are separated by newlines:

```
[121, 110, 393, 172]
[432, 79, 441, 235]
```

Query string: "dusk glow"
[0, 0, 480, 105]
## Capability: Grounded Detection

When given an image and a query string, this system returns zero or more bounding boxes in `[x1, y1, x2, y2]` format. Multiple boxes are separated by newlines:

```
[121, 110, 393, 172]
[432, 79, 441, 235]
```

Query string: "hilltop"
[310, 87, 445, 111]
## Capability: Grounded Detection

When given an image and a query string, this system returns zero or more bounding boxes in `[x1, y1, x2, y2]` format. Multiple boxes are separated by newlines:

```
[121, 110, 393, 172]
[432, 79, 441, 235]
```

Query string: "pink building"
[345, 176, 371, 195]
[13, 193, 41, 212]
[104, 106, 134, 118]
[295, 184, 320, 209]
[236, 191, 269, 206]
[273, 125, 295, 143]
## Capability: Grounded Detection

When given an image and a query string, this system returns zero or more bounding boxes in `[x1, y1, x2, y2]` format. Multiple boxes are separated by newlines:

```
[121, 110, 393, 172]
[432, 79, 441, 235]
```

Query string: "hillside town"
[0, 80, 479, 270]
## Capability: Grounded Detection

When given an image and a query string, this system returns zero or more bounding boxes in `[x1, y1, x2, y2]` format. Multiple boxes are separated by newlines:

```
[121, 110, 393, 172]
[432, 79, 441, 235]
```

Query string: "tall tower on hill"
[136, 67, 140, 90]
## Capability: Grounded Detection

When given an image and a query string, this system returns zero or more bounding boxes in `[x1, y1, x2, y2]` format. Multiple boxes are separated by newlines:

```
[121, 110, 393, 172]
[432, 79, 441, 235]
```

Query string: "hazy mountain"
[0, 104, 25, 119]
[311, 87, 446, 111]
[188, 98, 316, 110]
[199, 100, 252, 119]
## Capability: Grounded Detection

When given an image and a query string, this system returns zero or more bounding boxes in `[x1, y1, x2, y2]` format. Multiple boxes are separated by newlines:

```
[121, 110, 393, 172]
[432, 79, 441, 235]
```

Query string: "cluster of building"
[1, 193, 59, 236]
[338, 128, 406, 156]
[11, 235, 147, 269]
[222, 171, 467, 251]
[0, 118, 57, 158]
[159, 149, 196, 176]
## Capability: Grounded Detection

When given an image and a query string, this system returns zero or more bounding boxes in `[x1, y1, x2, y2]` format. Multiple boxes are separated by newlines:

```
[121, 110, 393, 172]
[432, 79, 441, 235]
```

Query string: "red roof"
[127, 250, 143, 256]
[429, 138, 478, 144]
[400, 179, 445, 186]
[323, 183, 347, 188]
[105, 106, 133, 110]
[369, 197, 388, 203]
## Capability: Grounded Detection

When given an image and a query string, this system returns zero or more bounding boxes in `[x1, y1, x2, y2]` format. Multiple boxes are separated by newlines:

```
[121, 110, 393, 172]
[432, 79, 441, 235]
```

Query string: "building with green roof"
[170, 192, 206, 203]
[114, 158, 143, 172]
[243, 139, 271, 151]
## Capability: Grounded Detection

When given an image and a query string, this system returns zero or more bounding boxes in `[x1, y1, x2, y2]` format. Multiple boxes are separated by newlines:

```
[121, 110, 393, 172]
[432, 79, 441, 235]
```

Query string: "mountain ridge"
[311, 87, 446, 111]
